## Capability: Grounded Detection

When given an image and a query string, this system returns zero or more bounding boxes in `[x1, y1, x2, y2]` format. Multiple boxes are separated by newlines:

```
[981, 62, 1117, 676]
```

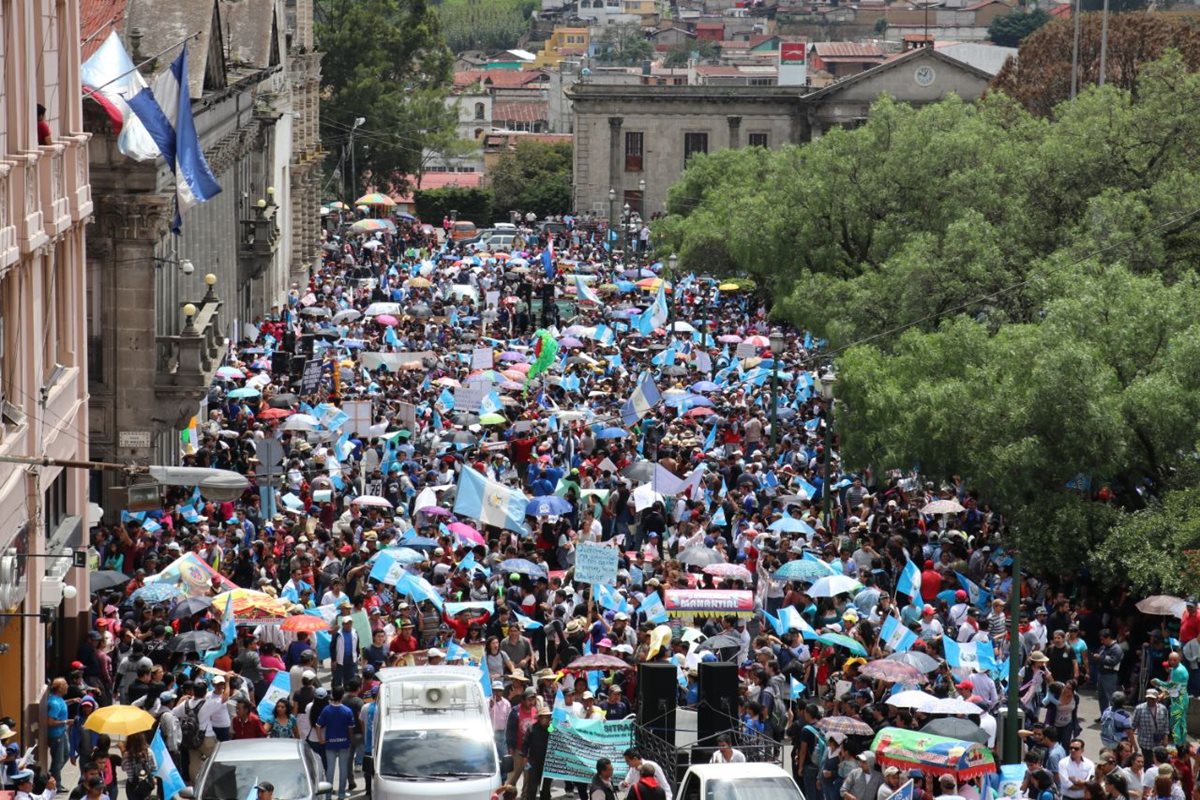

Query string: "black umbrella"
[89, 570, 130, 593]
[299, 306, 331, 318]
[166, 631, 223, 654]
[920, 717, 988, 743]
[169, 597, 214, 621]
[696, 631, 742, 654]
[622, 461, 655, 483]
[445, 431, 478, 445]
[662, 366, 688, 377]
[269, 393, 298, 409]
[453, 412, 481, 426]
[677, 547, 725, 568]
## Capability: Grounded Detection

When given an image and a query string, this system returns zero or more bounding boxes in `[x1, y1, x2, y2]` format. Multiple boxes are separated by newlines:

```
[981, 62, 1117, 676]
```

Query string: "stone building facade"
[570, 47, 992, 216]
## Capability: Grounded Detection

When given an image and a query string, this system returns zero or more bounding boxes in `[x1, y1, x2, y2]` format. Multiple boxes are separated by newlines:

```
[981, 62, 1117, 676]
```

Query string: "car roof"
[212, 739, 306, 762]
[685, 763, 796, 781]
[376, 665, 484, 683]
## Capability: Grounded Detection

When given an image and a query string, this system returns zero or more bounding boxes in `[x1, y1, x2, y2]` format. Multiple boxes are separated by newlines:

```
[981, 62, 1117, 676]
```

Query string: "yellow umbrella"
[718, 282, 740, 291]
[84, 705, 155, 736]
[406, 277, 432, 288]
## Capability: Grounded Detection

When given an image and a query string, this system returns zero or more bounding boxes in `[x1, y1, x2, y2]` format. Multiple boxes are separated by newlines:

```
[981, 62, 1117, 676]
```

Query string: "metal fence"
[634, 718, 786, 790]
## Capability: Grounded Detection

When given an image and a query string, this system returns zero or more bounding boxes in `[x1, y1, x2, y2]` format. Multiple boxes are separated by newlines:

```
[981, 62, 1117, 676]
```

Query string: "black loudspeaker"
[282, 330, 296, 354]
[637, 663, 678, 740]
[290, 355, 306, 380]
[697, 662, 739, 755]
[271, 350, 291, 375]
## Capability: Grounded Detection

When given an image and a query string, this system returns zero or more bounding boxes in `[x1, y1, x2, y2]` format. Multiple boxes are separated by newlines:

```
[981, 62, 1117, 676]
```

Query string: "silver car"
[182, 739, 332, 800]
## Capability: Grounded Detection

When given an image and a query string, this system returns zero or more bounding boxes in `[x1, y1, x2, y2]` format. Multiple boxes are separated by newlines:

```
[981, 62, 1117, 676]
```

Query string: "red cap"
[924, 560, 934, 569]
[922, 605, 935, 615]
[70, 661, 85, 670]
[955, 590, 967, 601]
[957, 680, 974, 691]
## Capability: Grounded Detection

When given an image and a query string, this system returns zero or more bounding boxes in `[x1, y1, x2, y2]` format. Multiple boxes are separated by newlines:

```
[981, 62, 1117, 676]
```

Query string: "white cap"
[341, 615, 353, 623]
[614, 612, 629, 621]
[301, 669, 316, 680]
[427, 648, 445, 658]
[212, 675, 226, 684]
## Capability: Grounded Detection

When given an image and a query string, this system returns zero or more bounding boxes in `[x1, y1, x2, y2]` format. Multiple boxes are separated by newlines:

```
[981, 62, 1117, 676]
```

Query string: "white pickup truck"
[677, 763, 806, 800]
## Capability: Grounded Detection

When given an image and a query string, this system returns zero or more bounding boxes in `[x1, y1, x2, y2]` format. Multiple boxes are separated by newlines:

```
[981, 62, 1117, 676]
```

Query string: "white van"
[678, 763, 805, 800]
[372, 666, 501, 800]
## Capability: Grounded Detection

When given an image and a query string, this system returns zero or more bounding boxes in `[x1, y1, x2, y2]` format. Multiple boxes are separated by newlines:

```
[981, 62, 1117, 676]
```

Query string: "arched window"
[474, 102, 485, 120]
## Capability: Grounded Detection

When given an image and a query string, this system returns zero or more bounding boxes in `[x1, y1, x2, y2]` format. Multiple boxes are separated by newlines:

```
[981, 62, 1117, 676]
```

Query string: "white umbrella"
[352, 495, 394, 509]
[364, 302, 402, 317]
[807, 575, 864, 598]
[671, 321, 696, 333]
[362, 240, 382, 250]
[1136, 595, 1188, 617]
[333, 309, 362, 324]
[884, 690, 939, 709]
[921, 499, 965, 515]
[925, 696, 984, 715]
[281, 413, 320, 432]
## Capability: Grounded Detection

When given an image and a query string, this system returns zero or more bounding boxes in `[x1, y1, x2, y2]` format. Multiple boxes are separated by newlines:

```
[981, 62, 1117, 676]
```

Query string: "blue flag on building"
[125, 46, 221, 233]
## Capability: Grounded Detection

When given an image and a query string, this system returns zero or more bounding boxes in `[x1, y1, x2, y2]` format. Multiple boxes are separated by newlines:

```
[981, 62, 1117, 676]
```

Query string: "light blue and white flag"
[880, 615, 918, 653]
[576, 275, 603, 305]
[453, 466, 529, 535]
[151, 730, 187, 800]
[620, 375, 661, 427]
[256, 669, 292, 719]
[896, 559, 922, 598]
[125, 46, 221, 232]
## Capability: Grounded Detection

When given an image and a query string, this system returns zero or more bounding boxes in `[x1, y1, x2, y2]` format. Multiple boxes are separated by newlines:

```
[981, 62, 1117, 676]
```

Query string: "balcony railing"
[39, 143, 71, 238]
[62, 134, 93, 222]
[15, 151, 46, 254]
[0, 161, 16, 272]
[155, 294, 227, 393]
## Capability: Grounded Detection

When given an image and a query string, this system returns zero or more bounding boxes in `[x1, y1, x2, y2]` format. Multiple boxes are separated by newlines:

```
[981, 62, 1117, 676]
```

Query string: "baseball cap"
[256, 783, 275, 793]
[301, 669, 316, 680]
[71, 660, 85, 670]
[341, 615, 353, 623]
[211, 675, 226, 684]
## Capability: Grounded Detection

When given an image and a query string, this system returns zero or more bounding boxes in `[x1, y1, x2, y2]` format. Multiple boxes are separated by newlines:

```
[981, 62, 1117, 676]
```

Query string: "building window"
[474, 102, 485, 120]
[748, 132, 769, 148]
[86, 260, 103, 384]
[683, 132, 708, 164]
[624, 131, 643, 171]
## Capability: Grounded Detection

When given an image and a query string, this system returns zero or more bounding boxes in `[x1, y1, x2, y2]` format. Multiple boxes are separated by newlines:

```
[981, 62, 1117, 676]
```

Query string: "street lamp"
[769, 328, 786, 449]
[815, 371, 837, 527]
[638, 178, 647, 221]
[349, 116, 366, 198]
[608, 188, 617, 263]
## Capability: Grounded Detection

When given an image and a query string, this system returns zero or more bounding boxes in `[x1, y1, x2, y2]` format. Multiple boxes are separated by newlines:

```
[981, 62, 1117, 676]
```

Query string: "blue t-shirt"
[317, 703, 355, 750]
[47, 694, 68, 741]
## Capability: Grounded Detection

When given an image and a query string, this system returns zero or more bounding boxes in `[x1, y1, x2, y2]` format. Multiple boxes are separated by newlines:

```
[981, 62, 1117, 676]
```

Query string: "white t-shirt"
[711, 748, 747, 764]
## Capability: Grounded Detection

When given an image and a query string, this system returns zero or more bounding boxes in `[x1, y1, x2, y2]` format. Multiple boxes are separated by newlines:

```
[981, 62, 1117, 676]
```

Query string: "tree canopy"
[316, 0, 456, 195]
[987, 9, 1050, 47]
[488, 140, 573, 219]
[653, 54, 1200, 580]
[594, 23, 654, 66]
[991, 14, 1200, 115]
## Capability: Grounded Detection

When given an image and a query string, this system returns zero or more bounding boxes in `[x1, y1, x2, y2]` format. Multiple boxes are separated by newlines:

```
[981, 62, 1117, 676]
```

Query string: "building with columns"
[82, 0, 320, 506]
[0, 0, 96, 746]
[569, 46, 993, 217]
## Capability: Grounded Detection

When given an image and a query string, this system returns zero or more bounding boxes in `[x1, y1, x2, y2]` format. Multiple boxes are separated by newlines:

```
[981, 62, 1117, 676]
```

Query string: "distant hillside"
[435, 0, 539, 53]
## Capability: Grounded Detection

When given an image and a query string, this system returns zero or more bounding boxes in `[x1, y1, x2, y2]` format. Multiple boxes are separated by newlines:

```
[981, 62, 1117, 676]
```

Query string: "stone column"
[727, 115, 742, 149]
[607, 116, 623, 200]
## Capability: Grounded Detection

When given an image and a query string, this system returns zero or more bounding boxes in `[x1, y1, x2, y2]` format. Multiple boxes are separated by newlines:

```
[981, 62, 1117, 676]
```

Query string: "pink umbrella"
[744, 335, 770, 347]
[376, 314, 399, 327]
[448, 521, 485, 546]
[703, 563, 753, 581]
[717, 334, 743, 343]
[508, 363, 530, 373]
[352, 495, 393, 509]
[421, 505, 452, 517]
[501, 369, 525, 381]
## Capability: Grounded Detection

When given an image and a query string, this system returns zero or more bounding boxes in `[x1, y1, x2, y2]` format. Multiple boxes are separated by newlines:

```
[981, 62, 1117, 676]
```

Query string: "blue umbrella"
[769, 516, 816, 535]
[615, 281, 637, 293]
[691, 381, 721, 393]
[227, 387, 261, 399]
[401, 537, 439, 549]
[368, 547, 425, 565]
[596, 427, 627, 440]
[774, 559, 835, 581]
[132, 583, 184, 603]
[499, 559, 548, 579]
[526, 496, 572, 517]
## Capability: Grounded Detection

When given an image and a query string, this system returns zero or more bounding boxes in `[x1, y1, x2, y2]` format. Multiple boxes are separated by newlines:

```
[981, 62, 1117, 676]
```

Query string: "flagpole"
[81, 31, 201, 100]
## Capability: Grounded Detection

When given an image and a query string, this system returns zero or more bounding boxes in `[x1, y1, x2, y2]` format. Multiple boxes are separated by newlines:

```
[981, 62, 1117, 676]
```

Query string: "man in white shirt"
[621, 749, 673, 800]
[710, 737, 746, 764]
[1058, 739, 1095, 799]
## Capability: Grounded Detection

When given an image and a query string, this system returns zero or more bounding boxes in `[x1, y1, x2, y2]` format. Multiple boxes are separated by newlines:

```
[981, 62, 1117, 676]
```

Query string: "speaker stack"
[696, 662, 739, 762]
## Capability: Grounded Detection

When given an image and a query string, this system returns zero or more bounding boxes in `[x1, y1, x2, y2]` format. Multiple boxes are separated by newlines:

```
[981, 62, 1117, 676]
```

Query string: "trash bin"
[993, 706, 1024, 764]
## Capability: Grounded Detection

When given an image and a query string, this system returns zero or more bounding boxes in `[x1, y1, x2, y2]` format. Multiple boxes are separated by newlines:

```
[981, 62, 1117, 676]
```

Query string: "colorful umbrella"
[355, 192, 395, 206]
[328, 201, 350, 210]
[743, 335, 770, 347]
[567, 654, 632, 670]
[861, 659, 927, 684]
[348, 218, 396, 234]
[817, 716, 875, 736]
[131, 583, 184, 604]
[870, 727, 997, 779]
[702, 563, 753, 581]
[375, 314, 399, 327]
[816, 632, 869, 657]
[281, 614, 334, 633]
[447, 521, 485, 547]
[1135, 595, 1187, 617]
[211, 588, 291, 617]
[215, 366, 245, 380]
[258, 407, 292, 420]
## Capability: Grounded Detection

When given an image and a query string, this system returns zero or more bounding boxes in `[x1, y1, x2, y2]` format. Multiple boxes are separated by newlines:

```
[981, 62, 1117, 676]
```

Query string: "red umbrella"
[258, 407, 292, 420]
[280, 615, 332, 633]
[685, 407, 715, 418]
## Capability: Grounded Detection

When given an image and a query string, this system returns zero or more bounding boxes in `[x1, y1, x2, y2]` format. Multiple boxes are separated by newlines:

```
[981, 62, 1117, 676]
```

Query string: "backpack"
[763, 691, 786, 737]
[179, 699, 205, 751]
[804, 724, 827, 767]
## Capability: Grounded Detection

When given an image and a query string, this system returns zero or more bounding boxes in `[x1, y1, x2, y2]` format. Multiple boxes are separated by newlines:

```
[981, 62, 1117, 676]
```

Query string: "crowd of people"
[18, 211, 1197, 800]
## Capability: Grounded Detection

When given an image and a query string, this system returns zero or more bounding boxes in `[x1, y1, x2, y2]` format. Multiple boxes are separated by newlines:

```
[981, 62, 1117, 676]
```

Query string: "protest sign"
[543, 719, 635, 783]
[574, 542, 619, 585]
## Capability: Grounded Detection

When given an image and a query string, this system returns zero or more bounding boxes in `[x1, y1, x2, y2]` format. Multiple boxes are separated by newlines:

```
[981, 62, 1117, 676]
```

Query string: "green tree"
[413, 186, 494, 223]
[316, 0, 455, 195]
[987, 9, 1050, 47]
[437, 0, 538, 53]
[595, 23, 654, 66]
[488, 140, 573, 218]
[663, 39, 719, 68]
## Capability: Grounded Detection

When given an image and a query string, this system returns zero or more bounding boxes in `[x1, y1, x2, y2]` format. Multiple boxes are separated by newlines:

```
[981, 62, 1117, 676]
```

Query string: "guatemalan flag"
[126, 46, 222, 232]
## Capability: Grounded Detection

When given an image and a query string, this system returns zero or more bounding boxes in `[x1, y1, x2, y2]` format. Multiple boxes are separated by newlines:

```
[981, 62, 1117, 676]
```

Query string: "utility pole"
[1003, 548, 1023, 763]
[349, 116, 365, 199]
[1070, 0, 1082, 99]
[1099, 0, 1111, 86]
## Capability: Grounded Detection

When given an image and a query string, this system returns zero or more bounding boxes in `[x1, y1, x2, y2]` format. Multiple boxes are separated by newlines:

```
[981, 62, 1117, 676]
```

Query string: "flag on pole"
[955, 571, 992, 610]
[151, 730, 187, 800]
[620, 375, 661, 427]
[125, 46, 222, 232]
[880, 615, 918, 653]
[790, 677, 807, 699]
[896, 559, 922, 598]
[639, 591, 669, 624]
[649, 283, 670, 329]
[256, 670, 292, 719]
[542, 242, 556, 280]
[452, 466, 529, 535]
[575, 275, 602, 304]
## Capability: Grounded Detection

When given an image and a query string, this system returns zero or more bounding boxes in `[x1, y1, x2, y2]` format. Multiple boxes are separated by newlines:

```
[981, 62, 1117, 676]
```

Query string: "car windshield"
[378, 728, 496, 779]
[705, 777, 802, 800]
[200, 759, 311, 800]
